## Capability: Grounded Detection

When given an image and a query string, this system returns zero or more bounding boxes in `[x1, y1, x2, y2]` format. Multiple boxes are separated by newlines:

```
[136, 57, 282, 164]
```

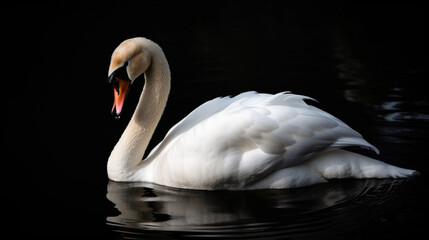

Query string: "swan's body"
[107, 37, 415, 190]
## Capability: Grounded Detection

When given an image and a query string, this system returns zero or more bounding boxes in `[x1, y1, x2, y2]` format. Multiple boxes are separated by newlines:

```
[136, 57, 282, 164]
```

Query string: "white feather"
[135, 92, 414, 189]
[107, 38, 416, 190]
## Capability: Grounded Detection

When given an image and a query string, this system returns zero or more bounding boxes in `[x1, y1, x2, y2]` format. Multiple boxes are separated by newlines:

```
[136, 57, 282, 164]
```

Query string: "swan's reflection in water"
[106, 179, 407, 238]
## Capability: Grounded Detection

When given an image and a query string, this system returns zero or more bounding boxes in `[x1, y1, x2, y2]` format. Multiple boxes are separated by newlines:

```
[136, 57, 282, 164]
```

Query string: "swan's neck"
[107, 43, 170, 181]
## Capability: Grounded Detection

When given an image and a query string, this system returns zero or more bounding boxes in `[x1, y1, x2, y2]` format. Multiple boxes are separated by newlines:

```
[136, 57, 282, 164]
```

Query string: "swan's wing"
[146, 92, 379, 188]
[146, 91, 258, 159]
[208, 92, 379, 168]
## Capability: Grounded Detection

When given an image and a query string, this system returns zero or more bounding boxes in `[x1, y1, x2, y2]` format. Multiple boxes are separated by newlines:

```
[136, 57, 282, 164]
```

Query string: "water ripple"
[106, 179, 409, 239]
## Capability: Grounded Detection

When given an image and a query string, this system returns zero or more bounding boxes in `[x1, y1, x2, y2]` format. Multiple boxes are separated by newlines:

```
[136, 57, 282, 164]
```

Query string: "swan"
[107, 37, 415, 190]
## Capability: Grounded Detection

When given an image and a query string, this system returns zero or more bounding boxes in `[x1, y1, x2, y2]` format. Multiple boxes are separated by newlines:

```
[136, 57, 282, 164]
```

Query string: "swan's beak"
[109, 76, 131, 118]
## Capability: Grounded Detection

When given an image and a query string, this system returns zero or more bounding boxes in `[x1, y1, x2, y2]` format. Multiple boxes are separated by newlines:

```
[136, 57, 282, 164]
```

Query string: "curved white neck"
[107, 40, 170, 181]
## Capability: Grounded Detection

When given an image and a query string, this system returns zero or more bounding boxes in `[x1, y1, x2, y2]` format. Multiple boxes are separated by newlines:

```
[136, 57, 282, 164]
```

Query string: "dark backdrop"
[5, 1, 426, 236]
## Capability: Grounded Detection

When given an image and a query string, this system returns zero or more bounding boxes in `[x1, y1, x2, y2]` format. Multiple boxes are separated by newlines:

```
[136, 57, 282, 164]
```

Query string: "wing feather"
[147, 92, 379, 187]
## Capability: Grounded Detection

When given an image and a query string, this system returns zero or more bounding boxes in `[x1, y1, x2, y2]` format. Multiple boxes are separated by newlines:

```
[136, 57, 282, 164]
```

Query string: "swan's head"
[108, 38, 151, 117]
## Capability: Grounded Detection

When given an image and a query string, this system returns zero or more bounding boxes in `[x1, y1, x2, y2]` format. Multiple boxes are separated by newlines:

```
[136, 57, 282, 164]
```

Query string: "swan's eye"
[117, 64, 130, 81]
[108, 62, 130, 85]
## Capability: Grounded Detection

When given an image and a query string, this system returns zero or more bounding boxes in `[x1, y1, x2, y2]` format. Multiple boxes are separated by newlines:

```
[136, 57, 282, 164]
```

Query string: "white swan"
[107, 37, 415, 190]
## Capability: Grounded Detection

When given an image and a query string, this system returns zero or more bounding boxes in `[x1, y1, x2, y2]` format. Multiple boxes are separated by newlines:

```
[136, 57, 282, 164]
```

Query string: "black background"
[6, 1, 427, 237]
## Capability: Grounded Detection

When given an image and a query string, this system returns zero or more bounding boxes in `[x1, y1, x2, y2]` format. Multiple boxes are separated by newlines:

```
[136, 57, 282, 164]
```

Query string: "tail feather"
[308, 149, 416, 179]
[333, 137, 380, 155]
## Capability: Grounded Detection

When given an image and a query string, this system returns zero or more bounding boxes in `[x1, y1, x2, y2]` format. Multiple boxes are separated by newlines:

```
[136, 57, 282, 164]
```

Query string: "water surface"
[12, 2, 426, 238]
[106, 179, 419, 239]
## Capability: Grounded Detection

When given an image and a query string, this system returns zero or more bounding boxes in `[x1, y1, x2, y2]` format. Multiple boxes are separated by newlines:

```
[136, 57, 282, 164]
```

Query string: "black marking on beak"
[108, 61, 130, 86]
[108, 62, 132, 119]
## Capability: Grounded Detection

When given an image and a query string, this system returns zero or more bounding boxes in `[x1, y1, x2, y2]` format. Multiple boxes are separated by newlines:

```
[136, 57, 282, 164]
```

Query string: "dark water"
[105, 179, 418, 239]
[9, 2, 427, 238]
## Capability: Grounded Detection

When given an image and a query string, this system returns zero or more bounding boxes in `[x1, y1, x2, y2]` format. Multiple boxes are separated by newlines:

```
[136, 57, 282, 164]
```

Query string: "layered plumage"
[107, 38, 415, 190]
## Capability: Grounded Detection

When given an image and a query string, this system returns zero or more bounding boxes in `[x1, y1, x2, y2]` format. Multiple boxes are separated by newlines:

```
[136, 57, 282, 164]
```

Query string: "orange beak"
[111, 77, 131, 117]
